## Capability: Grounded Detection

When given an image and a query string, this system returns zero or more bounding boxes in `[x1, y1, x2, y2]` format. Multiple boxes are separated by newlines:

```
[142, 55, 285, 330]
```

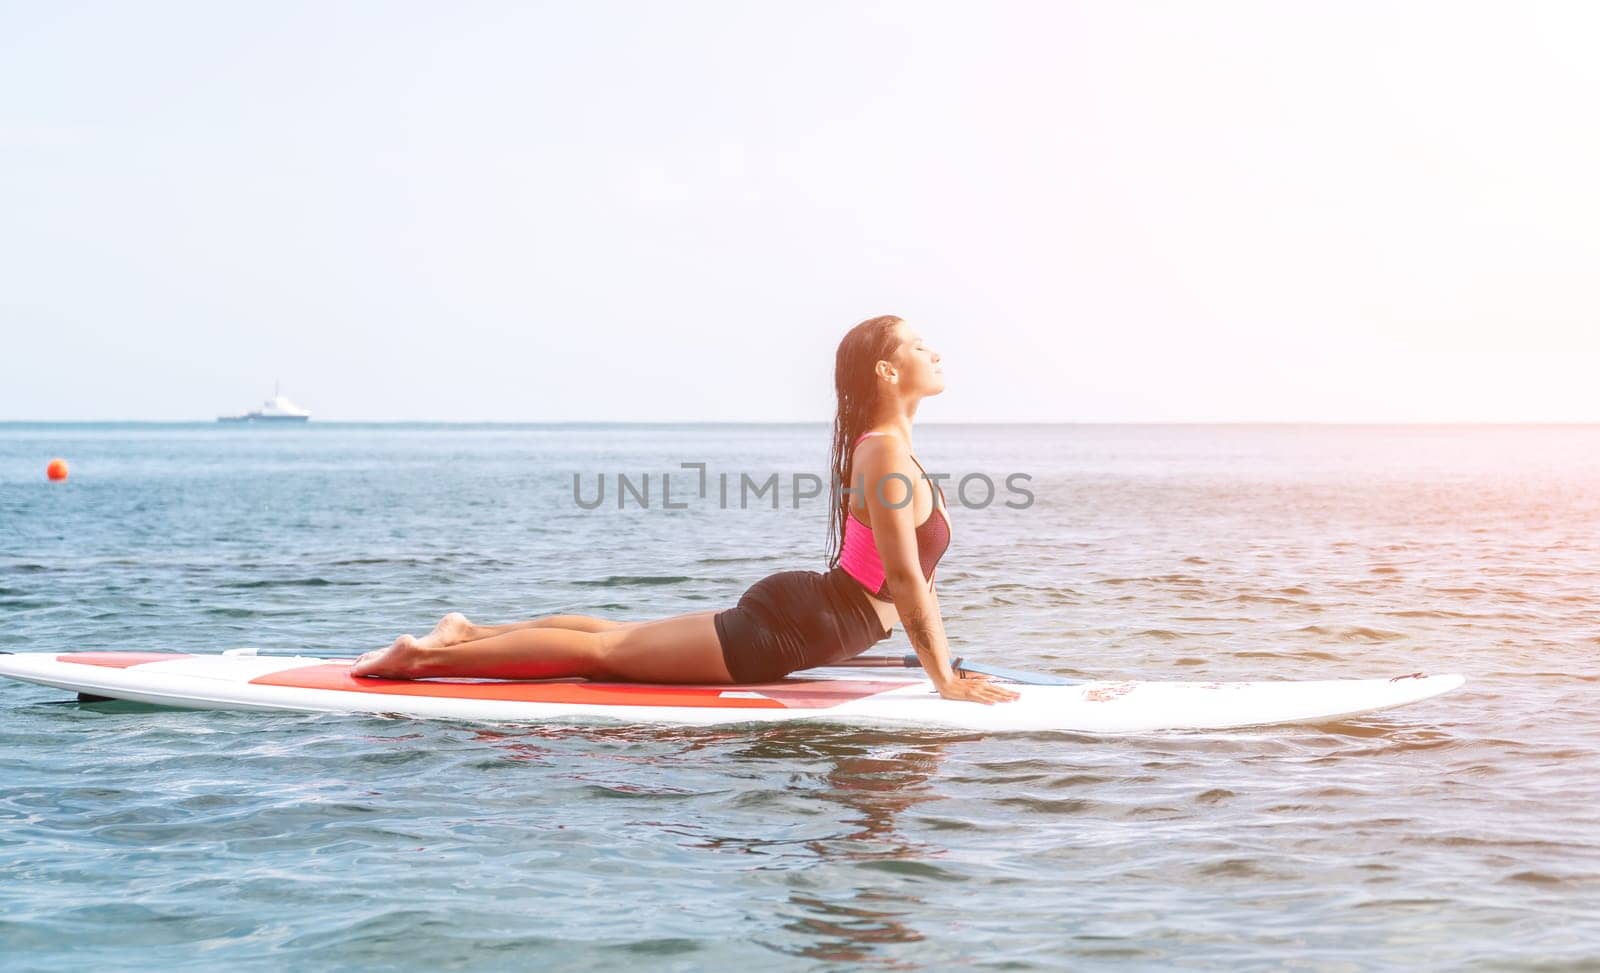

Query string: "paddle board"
[0, 651, 1466, 734]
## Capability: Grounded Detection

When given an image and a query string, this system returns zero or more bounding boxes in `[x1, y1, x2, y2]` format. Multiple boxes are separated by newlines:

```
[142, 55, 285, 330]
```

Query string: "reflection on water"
[462, 722, 961, 964]
[773, 735, 947, 966]
[777, 891, 926, 968]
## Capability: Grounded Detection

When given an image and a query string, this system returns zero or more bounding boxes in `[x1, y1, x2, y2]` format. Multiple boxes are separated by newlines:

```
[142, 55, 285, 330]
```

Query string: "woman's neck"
[865, 403, 918, 447]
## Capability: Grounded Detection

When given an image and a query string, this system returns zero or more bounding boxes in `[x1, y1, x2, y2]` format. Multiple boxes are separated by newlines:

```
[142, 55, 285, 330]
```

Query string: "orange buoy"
[46, 458, 69, 481]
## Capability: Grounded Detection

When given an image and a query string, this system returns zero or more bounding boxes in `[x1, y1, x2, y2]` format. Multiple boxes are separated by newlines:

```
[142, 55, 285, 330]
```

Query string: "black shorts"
[714, 565, 893, 684]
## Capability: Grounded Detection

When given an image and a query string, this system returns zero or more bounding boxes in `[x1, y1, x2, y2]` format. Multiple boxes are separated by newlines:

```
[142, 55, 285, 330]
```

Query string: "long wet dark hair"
[826, 315, 905, 569]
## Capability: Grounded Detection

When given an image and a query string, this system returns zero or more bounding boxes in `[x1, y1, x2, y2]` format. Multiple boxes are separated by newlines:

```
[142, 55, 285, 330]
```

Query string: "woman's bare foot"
[416, 612, 474, 649]
[351, 634, 424, 678]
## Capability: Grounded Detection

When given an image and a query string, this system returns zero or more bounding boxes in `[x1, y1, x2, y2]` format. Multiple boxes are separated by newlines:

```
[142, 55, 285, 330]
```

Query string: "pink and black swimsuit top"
[838, 430, 952, 602]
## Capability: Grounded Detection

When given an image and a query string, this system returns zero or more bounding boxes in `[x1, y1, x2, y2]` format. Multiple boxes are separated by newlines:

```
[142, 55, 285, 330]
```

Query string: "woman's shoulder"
[850, 430, 921, 488]
[850, 429, 909, 464]
[852, 429, 912, 450]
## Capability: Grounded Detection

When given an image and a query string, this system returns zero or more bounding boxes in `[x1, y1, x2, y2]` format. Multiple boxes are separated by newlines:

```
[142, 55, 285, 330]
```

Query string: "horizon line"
[5, 419, 1600, 427]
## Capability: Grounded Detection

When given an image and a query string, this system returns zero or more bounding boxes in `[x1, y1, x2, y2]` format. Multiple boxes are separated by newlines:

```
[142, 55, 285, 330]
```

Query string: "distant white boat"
[218, 382, 311, 423]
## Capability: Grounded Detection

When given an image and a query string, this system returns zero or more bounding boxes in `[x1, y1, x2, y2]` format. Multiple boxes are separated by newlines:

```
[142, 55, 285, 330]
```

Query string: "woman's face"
[891, 324, 945, 396]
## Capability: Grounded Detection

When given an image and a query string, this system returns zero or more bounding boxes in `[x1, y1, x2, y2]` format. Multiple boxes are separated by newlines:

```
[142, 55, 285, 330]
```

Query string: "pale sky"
[2, 1, 1596, 422]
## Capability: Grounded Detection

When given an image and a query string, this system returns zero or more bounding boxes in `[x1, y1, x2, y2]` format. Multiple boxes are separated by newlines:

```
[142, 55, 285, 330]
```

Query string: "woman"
[351, 315, 1018, 705]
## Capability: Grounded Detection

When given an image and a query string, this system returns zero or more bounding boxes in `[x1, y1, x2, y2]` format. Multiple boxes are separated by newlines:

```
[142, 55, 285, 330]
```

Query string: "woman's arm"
[857, 438, 1018, 705]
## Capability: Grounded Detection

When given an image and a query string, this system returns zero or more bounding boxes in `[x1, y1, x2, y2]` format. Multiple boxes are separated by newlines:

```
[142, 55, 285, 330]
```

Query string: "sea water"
[1, 422, 1596, 970]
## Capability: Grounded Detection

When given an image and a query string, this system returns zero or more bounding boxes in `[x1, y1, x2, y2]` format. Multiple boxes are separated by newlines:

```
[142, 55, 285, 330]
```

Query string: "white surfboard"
[0, 652, 1465, 734]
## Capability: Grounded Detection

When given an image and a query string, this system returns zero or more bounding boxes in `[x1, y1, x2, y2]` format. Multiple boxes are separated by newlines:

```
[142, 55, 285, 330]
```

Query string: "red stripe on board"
[249, 664, 906, 710]
[58, 652, 193, 669]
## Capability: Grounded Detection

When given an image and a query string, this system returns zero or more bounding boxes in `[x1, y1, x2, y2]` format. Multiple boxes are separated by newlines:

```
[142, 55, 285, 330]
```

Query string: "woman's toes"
[351, 634, 429, 678]
[353, 641, 406, 677]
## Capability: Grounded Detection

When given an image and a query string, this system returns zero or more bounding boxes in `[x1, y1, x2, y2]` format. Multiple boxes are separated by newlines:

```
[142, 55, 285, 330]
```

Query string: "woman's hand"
[935, 672, 1021, 705]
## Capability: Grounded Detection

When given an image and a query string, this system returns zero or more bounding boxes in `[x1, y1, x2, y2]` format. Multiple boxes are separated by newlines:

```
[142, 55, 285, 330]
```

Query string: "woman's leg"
[476, 614, 640, 635]
[353, 610, 732, 683]
[418, 611, 641, 648]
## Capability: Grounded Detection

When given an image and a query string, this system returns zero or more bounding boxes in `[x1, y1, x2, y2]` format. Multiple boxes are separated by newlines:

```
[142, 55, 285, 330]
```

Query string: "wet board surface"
[0, 652, 1467, 734]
